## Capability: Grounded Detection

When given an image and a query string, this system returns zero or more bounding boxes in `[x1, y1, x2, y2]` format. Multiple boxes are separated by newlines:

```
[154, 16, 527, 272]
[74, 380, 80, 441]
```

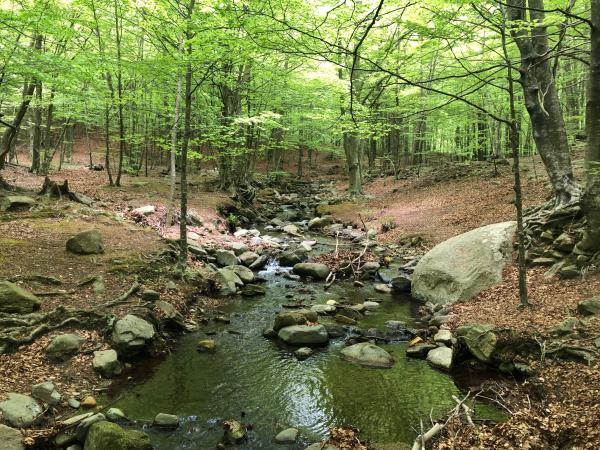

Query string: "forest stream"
[104, 233, 503, 449]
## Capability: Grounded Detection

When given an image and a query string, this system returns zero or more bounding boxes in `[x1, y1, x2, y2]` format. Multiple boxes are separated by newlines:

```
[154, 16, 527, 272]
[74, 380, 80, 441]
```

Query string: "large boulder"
[426, 347, 453, 371]
[0, 393, 42, 427]
[412, 222, 516, 305]
[278, 249, 307, 266]
[111, 315, 155, 356]
[46, 334, 86, 361]
[229, 265, 255, 284]
[215, 250, 239, 267]
[66, 230, 104, 255]
[455, 324, 497, 363]
[215, 268, 243, 296]
[0, 281, 41, 313]
[273, 310, 318, 331]
[85, 421, 152, 450]
[292, 263, 330, 280]
[278, 325, 329, 345]
[0, 196, 35, 212]
[340, 342, 394, 368]
[0, 424, 23, 450]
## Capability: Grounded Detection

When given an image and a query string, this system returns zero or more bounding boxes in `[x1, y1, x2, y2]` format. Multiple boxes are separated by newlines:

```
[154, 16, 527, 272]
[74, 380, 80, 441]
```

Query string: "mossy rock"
[85, 421, 152, 450]
[0, 281, 41, 314]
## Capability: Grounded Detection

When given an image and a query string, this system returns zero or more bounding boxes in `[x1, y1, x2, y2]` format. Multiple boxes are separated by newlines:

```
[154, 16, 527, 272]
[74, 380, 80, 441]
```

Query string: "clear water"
[107, 249, 503, 449]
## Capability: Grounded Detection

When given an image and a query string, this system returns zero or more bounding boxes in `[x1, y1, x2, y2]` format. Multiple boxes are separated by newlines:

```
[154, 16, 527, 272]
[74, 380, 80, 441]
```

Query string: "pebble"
[68, 398, 80, 409]
[80, 396, 97, 409]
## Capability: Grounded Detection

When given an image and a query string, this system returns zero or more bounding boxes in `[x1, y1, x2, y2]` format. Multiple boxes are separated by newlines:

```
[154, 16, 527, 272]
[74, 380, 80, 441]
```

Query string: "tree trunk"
[166, 36, 183, 229]
[576, 0, 600, 252]
[179, 0, 196, 270]
[508, 0, 579, 206]
[30, 80, 42, 173]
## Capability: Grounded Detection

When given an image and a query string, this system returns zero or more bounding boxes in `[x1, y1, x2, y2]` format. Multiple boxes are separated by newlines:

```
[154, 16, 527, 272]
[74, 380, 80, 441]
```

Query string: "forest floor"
[1, 148, 599, 449]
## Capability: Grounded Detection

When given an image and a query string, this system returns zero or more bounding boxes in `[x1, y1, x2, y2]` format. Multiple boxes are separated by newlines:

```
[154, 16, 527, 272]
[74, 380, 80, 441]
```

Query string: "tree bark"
[507, 0, 579, 206]
[577, 0, 600, 252]
[0, 36, 41, 169]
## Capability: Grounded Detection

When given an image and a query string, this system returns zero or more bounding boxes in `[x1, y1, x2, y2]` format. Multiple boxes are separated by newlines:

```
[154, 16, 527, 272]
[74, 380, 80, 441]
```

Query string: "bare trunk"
[166, 37, 183, 229]
[508, 0, 579, 206]
[577, 0, 600, 252]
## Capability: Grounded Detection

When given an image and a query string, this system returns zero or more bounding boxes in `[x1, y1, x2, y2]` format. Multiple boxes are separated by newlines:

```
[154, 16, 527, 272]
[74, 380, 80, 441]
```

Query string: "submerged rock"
[66, 229, 104, 255]
[85, 421, 152, 450]
[197, 339, 217, 352]
[340, 342, 394, 368]
[295, 347, 313, 359]
[278, 325, 329, 345]
[223, 419, 247, 444]
[274, 427, 299, 444]
[0, 281, 41, 314]
[154, 413, 179, 428]
[412, 221, 516, 305]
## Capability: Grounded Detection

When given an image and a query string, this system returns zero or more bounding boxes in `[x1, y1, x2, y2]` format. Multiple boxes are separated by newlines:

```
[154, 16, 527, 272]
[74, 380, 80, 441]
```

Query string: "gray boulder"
[275, 427, 299, 444]
[31, 381, 61, 406]
[0, 424, 23, 450]
[215, 250, 239, 267]
[66, 230, 104, 255]
[85, 421, 152, 450]
[273, 310, 318, 331]
[111, 315, 155, 356]
[426, 347, 453, 371]
[308, 216, 333, 230]
[0, 281, 41, 314]
[0, 196, 35, 212]
[132, 205, 155, 216]
[577, 297, 600, 316]
[412, 222, 516, 305]
[215, 268, 243, 296]
[340, 342, 394, 368]
[406, 343, 437, 358]
[278, 325, 329, 345]
[455, 324, 497, 363]
[391, 275, 411, 293]
[229, 242, 248, 255]
[249, 254, 269, 270]
[0, 393, 42, 427]
[229, 265, 255, 283]
[360, 262, 380, 279]
[278, 249, 307, 266]
[292, 263, 330, 280]
[92, 349, 122, 378]
[239, 251, 259, 266]
[153, 413, 179, 428]
[46, 334, 86, 360]
[310, 304, 336, 315]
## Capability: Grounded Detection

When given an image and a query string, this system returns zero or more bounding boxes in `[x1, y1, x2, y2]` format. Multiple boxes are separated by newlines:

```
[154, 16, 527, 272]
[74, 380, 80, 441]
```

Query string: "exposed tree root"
[0, 281, 140, 354]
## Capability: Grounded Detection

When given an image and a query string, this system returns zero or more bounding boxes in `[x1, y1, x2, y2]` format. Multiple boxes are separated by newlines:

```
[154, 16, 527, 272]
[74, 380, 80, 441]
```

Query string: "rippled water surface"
[109, 255, 501, 449]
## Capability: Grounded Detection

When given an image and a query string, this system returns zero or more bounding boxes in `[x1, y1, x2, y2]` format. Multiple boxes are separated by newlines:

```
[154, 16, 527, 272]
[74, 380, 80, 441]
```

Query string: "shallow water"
[108, 249, 502, 449]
